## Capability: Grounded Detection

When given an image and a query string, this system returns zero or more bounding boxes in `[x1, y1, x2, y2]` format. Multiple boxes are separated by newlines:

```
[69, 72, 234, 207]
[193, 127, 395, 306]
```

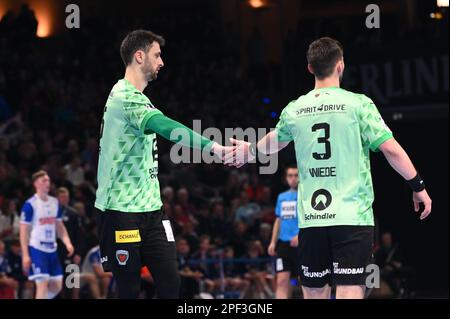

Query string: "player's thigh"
[276, 271, 291, 287]
[141, 210, 179, 296]
[29, 247, 51, 282]
[302, 285, 332, 299]
[335, 285, 366, 299]
[330, 226, 374, 287]
[96, 208, 143, 274]
[141, 209, 177, 263]
[275, 240, 293, 274]
[48, 250, 63, 279]
[298, 227, 332, 288]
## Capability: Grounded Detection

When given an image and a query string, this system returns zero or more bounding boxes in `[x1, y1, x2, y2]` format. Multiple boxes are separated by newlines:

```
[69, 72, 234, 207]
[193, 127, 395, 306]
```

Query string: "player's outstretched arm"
[224, 130, 290, 168]
[144, 114, 235, 162]
[379, 138, 432, 220]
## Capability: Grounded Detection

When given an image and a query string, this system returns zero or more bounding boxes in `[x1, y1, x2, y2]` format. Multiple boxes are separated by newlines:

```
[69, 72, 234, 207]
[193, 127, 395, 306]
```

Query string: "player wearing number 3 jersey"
[226, 37, 432, 299]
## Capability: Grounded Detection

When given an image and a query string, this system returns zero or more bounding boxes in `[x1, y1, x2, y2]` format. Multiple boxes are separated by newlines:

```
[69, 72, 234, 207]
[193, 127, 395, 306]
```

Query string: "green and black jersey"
[276, 87, 393, 228]
[95, 79, 163, 212]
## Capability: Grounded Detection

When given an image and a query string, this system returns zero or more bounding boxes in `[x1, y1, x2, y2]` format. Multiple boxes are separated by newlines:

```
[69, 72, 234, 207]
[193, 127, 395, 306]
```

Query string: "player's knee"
[49, 279, 63, 294]
[277, 273, 290, 287]
[336, 285, 365, 299]
[302, 285, 330, 299]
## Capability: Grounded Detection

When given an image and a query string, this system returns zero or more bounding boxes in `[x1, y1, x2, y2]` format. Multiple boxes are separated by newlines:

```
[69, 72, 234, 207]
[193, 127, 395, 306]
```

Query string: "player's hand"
[22, 255, 31, 275]
[413, 190, 432, 220]
[290, 235, 299, 247]
[223, 138, 255, 168]
[211, 142, 236, 162]
[65, 243, 75, 257]
[268, 242, 276, 256]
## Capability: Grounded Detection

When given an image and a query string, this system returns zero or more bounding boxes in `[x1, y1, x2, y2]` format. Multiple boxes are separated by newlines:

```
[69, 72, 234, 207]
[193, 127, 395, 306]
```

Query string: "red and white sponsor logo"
[39, 217, 57, 225]
[116, 250, 129, 266]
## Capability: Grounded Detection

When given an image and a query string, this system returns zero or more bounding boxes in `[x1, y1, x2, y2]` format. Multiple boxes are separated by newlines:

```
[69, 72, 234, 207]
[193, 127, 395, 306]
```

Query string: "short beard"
[142, 63, 157, 82]
[146, 69, 157, 82]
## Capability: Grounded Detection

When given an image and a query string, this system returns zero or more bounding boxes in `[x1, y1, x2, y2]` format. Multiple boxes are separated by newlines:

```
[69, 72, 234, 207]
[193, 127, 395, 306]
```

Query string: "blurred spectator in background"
[177, 187, 197, 217]
[72, 245, 112, 299]
[180, 221, 199, 253]
[245, 173, 265, 202]
[234, 191, 261, 231]
[57, 188, 83, 264]
[190, 235, 217, 294]
[229, 221, 252, 258]
[57, 187, 84, 298]
[5, 239, 34, 299]
[81, 137, 98, 172]
[161, 186, 175, 204]
[240, 240, 273, 299]
[64, 156, 85, 187]
[373, 232, 415, 298]
[259, 187, 276, 224]
[258, 223, 272, 255]
[14, 4, 38, 42]
[215, 245, 250, 298]
[0, 240, 18, 299]
[176, 237, 201, 298]
[209, 201, 232, 245]
[0, 199, 20, 242]
[196, 205, 211, 236]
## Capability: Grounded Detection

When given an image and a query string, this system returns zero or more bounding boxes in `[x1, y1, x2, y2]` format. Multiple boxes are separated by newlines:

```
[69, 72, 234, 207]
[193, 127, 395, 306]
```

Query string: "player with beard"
[95, 30, 234, 299]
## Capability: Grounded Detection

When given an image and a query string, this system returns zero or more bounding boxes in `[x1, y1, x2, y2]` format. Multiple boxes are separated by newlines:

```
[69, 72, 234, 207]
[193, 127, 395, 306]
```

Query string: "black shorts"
[275, 240, 299, 275]
[96, 208, 177, 274]
[298, 226, 374, 288]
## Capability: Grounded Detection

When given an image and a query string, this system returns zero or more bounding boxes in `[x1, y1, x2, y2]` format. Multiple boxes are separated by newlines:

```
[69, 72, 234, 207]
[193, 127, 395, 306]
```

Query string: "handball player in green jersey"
[95, 30, 234, 299]
[226, 37, 432, 299]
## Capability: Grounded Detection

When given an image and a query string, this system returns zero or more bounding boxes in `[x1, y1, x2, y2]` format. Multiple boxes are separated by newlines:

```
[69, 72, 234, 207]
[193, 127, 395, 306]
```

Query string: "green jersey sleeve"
[276, 104, 295, 142]
[357, 95, 393, 152]
[145, 114, 214, 151]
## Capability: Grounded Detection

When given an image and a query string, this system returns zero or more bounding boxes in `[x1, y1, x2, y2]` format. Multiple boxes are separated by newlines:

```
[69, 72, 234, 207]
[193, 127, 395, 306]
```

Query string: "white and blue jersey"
[275, 190, 299, 242]
[20, 194, 62, 253]
[20, 194, 63, 280]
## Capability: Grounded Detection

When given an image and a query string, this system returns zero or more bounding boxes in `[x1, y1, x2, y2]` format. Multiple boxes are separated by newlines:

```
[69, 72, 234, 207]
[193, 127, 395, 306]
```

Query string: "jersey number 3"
[312, 123, 331, 160]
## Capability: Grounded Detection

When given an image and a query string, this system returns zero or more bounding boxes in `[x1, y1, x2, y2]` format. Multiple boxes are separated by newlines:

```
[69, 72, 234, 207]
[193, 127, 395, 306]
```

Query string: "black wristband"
[406, 173, 425, 192]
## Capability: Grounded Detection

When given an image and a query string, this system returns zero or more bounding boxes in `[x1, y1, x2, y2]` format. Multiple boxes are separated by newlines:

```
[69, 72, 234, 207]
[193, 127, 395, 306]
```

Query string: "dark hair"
[32, 170, 48, 183]
[57, 187, 69, 195]
[285, 165, 297, 172]
[120, 29, 165, 66]
[307, 37, 343, 80]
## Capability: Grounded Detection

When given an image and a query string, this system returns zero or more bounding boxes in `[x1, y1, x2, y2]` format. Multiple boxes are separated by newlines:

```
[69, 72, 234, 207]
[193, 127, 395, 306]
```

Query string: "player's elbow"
[379, 138, 400, 158]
